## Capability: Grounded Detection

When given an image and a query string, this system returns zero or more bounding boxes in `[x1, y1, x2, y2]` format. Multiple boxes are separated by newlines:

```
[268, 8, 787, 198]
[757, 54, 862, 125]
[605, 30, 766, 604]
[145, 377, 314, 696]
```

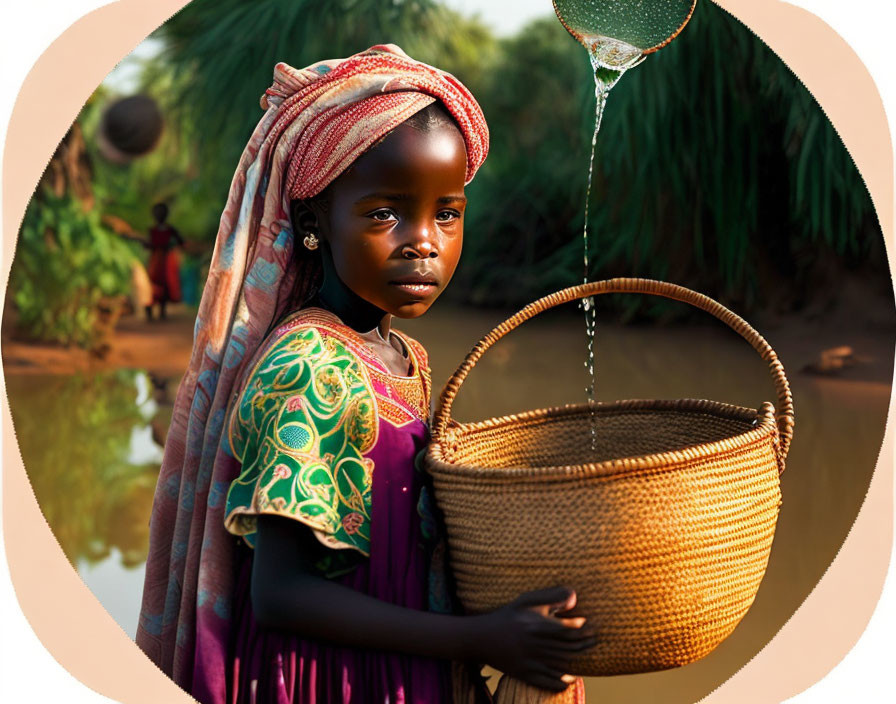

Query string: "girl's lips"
[389, 274, 438, 284]
[390, 281, 438, 297]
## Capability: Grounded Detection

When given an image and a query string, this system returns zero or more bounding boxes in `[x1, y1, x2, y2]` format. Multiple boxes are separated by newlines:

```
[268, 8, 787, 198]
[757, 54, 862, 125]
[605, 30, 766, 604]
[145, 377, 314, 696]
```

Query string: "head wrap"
[136, 44, 488, 703]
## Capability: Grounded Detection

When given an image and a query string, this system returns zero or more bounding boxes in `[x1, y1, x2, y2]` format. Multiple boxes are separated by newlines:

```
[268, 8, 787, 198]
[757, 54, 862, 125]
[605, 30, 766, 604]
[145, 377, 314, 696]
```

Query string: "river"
[5, 302, 893, 702]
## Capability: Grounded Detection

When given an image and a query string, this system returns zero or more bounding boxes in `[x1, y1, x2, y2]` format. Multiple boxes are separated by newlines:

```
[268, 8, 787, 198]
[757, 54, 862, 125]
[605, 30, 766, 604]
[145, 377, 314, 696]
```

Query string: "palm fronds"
[456, 2, 882, 315]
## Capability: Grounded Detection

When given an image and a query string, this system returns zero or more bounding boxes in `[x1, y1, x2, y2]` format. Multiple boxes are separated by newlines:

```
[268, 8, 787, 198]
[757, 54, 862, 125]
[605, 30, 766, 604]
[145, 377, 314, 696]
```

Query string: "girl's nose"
[400, 239, 438, 260]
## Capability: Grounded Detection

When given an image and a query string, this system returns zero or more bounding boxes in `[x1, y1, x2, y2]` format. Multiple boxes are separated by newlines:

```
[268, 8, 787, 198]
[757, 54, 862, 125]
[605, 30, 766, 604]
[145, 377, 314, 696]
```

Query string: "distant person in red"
[145, 202, 183, 320]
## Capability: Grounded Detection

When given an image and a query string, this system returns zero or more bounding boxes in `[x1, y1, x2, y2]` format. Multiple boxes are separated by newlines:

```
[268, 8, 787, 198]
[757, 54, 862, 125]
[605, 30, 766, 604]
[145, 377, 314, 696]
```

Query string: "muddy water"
[5, 304, 893, 702]
[4, 369, 174, 639]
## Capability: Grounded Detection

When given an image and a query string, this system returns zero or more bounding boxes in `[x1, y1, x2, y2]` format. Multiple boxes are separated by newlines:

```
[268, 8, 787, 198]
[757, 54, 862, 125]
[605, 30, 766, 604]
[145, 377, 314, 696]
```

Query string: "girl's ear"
[290, 199, 321, 238]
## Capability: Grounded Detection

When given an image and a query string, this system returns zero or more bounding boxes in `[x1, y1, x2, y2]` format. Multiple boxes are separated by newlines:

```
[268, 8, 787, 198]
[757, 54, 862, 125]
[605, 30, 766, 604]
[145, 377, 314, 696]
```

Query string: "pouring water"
[552, 0, 697, 450]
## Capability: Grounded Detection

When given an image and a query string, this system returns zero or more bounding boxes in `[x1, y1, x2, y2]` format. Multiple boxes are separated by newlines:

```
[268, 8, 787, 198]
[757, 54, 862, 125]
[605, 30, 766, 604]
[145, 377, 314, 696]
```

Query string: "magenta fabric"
[218, 308, 453, 702]
[227, 420, 451, 703]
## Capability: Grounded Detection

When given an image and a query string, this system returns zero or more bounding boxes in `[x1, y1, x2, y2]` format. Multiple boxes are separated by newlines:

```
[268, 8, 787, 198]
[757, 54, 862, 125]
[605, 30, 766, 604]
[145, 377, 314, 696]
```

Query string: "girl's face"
[314, 120, 468, 318]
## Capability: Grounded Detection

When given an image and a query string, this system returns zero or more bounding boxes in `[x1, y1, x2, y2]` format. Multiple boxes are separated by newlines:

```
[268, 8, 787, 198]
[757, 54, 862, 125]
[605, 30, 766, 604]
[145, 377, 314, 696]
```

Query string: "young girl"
[137, 45, 593, 704]
[144, 202, 183, 320]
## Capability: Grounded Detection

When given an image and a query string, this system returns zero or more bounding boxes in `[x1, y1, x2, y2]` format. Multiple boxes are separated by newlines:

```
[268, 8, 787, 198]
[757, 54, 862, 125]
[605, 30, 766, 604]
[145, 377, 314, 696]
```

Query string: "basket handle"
[431, 278, 794, 463]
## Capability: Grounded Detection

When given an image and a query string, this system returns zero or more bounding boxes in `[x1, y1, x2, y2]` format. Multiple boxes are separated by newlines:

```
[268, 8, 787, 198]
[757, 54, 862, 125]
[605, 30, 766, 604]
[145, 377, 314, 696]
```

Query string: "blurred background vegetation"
[5, 0, 891, 348]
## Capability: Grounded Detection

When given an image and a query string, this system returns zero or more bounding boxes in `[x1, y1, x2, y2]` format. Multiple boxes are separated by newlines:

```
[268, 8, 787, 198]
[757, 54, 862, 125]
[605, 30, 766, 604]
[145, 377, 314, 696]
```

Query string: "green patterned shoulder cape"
[224, 323, 379, 558]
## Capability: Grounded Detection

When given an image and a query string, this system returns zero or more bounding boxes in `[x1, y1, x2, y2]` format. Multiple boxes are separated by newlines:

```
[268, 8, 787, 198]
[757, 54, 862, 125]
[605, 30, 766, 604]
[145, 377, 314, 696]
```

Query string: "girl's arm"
[102, 214, 148, 246]
[114, 231, 150, 247]
[252, 515, 597, 693]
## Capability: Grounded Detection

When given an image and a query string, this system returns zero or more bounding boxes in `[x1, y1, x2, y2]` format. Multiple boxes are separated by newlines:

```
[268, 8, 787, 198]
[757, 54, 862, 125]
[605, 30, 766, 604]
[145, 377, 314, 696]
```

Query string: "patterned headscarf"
[136, 44, 488, 704]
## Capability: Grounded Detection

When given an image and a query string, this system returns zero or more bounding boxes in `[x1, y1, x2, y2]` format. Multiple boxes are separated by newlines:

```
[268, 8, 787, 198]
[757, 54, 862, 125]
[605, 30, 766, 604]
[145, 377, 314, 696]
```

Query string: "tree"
[9, 90, 139, 350]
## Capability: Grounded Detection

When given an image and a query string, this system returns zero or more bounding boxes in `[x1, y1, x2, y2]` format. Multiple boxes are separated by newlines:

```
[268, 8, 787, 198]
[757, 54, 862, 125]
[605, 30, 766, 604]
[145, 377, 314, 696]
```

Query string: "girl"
[114, 202, 183, 319]
[141, 202, 183, 320]
[137, 45, 592, 704]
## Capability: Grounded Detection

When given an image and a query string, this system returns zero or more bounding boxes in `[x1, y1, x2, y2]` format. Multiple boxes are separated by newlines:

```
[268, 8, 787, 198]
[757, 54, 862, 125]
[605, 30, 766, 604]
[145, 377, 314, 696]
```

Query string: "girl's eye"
[436, 210, 461, 223]
[369, 209, 397, 222]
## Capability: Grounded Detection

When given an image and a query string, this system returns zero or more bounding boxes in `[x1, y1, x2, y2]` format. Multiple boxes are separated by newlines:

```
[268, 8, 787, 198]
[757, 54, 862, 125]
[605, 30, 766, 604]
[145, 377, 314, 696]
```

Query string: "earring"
[303, 231, 319, 251]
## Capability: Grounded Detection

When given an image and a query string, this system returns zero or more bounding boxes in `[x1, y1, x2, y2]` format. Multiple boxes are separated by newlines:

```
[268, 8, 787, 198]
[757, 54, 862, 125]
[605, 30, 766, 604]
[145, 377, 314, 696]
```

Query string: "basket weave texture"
[424, 279, 793, 676]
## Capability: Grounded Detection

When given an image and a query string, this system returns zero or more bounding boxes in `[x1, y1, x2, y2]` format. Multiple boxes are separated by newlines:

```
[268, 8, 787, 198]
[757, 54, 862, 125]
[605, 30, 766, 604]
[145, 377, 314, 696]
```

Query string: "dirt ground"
[1, 304, 197, 378]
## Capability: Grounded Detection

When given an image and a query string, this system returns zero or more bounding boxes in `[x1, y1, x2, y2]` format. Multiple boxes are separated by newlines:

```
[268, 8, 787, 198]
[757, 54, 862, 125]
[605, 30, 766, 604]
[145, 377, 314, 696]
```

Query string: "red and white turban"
[264, 44, 489, 198]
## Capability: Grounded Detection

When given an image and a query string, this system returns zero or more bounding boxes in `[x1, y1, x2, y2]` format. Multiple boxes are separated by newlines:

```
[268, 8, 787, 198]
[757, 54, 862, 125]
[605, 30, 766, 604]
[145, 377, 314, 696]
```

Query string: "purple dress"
[222, 308, 454, 703]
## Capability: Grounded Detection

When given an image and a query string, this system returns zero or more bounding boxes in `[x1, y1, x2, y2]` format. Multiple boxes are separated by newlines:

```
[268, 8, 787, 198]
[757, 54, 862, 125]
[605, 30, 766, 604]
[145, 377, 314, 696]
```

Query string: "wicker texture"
[424, 279, 792, 676]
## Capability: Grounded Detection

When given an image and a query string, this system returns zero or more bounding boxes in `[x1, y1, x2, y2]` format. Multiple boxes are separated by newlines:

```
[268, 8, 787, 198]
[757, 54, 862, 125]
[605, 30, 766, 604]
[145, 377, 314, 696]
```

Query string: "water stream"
[580, 40, 644, 449]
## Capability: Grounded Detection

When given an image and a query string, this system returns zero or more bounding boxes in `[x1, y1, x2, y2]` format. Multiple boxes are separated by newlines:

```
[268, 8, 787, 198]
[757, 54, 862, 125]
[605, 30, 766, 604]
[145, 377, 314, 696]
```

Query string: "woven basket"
[424, 278, 793, 676]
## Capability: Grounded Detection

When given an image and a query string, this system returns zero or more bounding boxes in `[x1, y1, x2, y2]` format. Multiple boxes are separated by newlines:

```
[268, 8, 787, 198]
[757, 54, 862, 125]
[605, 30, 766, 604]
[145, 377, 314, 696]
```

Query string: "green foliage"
[97, 0, 883, 317]
[457, 2, 881, 314]
[460, 17, 595, 305]
[10, 190, 138, 348]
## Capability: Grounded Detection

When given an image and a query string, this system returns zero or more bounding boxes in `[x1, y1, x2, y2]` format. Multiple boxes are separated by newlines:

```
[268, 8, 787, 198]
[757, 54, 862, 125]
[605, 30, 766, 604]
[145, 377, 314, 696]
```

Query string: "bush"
[10, 191, 137, 348]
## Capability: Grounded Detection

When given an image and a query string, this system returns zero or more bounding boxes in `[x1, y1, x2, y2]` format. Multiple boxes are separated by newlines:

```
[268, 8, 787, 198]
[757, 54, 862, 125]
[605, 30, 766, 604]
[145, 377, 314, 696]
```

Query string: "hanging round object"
[97, 95, 164, 163]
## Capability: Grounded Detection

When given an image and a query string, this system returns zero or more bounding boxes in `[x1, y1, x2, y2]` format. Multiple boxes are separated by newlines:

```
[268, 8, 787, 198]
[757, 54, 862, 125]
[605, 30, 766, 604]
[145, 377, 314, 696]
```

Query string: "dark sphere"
[99, 95, 164, 161]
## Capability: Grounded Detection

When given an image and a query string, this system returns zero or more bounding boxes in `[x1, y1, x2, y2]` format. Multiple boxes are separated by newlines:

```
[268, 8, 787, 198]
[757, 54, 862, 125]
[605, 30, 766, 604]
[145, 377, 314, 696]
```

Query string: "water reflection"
[6, 370, 162, 572]
[77, 547, 149, 639]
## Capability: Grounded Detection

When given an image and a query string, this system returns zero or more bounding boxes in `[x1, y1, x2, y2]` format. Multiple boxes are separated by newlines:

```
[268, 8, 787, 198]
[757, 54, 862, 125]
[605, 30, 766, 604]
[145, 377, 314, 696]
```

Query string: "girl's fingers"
[524, 674, 568, 694]
[536, 636, 599, 655]
[525, 663, 576, 692]
[541, 626, 590, 647]
[548, 589, 577, 616]
[557, 616, 586, 629]
[514, 586, 574, 609]
[533, 637, 598, 671]
[532, 652, 580, 672]
[536, 620, 594, 641]
[533, 605, 582, 621]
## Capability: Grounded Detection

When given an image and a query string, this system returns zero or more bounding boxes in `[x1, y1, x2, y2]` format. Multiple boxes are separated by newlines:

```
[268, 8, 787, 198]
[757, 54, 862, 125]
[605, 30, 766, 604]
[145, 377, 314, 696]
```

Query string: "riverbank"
[2, 304, 197, 378]
[2, 302, 894, 389]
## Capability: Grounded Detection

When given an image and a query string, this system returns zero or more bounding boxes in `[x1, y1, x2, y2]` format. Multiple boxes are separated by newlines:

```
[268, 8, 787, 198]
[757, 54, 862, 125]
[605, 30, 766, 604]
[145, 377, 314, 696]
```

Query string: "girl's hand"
[467, 586, 596, 693]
